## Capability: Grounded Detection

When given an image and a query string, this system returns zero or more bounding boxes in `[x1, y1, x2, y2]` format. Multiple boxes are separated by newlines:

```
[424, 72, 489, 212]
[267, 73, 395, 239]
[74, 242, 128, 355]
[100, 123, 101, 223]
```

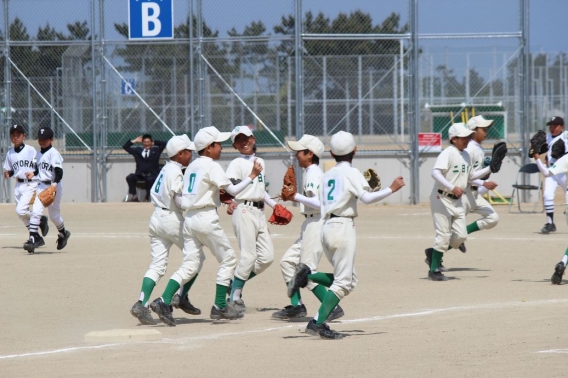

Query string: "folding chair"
[508, 163, 543, 213]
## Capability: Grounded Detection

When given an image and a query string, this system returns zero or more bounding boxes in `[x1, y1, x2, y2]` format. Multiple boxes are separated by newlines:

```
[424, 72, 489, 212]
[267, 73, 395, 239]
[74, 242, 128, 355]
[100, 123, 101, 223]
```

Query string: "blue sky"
[4, 0, 567, 53]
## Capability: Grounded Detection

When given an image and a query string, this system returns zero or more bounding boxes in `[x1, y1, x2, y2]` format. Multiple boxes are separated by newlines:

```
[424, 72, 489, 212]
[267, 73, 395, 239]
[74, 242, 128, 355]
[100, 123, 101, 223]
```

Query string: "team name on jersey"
[12, 159, 35, 171]
[38, 161, 54, 172]
[452, 164, 470, 173]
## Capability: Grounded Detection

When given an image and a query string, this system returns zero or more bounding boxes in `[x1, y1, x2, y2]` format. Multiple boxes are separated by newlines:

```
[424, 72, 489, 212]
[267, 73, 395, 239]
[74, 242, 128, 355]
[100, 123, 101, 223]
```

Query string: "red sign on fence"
[418, 132, 442, 152]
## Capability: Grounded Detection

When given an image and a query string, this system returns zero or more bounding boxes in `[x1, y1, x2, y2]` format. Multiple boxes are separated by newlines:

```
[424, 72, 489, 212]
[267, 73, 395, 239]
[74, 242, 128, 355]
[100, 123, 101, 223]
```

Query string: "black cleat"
[39, 216, 49, 237]
[227, 299, 246, 315]
[541, 223, 557, 234]
[23, 235, 44, 254]
[428, 270, 448, 281]
[56, 230, 71, 250]
[424, 248, 447, 272]
[130, 301, 157, 325]
[551, 262, 566, 285]
[272, 304, 307, 319]
[149, 298, 176, 326]
[325, 305, 345, 322]
[458, 243, 466, 253]
[171, 294, 201, 315]
[305, 319, 343, 340]
[210, 305, 244, 320]
[287, 263, 311, 298]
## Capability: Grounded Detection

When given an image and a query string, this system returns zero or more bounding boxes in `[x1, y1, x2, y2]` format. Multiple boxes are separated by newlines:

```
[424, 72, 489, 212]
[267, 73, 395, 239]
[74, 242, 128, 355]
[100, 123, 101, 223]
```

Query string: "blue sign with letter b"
[128, 0, 173, 40]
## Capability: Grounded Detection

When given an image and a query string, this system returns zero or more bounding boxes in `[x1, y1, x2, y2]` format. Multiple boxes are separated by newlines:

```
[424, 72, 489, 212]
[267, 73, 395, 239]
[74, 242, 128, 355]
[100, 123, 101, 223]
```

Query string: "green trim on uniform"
[430, 249, 444, 272]
[162, 279, 181, 305]
[311, 284, 327, 302]
[140, 277, 156, 306]
[215, 284, 228, 308]
[230, 276, 246, 300]
[466, 221, 480, 234]
[180, 274, 198, 298]
[307, 272, 334, 287]
[316, 290, 340, 325]
[289, 282, 302, 306]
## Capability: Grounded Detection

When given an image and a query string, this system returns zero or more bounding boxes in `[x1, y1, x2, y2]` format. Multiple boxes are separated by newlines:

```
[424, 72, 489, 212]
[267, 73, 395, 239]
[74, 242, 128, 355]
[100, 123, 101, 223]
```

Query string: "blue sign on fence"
[128, 0, 173, 40]
[121, 78, 136, 95]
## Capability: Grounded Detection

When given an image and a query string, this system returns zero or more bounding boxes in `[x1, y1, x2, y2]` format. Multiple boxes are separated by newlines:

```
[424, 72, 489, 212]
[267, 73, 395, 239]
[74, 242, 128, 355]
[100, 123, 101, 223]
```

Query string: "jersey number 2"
[327, 179, 336, 200]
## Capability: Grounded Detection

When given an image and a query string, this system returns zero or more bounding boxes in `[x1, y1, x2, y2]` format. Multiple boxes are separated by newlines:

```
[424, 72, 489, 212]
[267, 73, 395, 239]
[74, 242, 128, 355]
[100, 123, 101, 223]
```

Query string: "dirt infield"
[1, 202, 568, 377]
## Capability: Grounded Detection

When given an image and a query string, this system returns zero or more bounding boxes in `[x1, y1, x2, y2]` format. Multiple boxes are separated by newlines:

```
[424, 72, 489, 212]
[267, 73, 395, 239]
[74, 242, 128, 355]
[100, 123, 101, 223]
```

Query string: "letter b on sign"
[128, 0, 173, 40]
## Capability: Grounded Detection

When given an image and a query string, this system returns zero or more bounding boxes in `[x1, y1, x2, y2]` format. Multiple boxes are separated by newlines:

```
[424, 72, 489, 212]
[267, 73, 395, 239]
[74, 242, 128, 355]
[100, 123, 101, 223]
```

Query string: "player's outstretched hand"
[389, 176, 405, 193]
[249, 158, 263, 179]
[226, 201, 238, 215]
[452, 186, 464, 198]
[483, 181, 498, 190]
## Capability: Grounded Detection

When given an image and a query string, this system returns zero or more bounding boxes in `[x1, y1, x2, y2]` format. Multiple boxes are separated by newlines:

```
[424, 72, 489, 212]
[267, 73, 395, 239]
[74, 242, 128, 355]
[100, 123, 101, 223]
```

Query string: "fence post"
[408, 0, 420, 204]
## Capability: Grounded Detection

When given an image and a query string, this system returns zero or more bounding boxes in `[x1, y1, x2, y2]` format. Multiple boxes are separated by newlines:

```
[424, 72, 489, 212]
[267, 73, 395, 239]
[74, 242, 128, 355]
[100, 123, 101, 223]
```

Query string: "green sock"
[180, 274, 198, 298]
[215, 284, 228, 308]
[230, 277, 246, 300]
[161, 279, 181, 305]
[316, 290, 340, 325]
[311, 284, 327, 302]
[140, 277, 156, 306]
[289, 283, 302, 306]
[307, 272, 334, 287]
[248, 271, 257, 280]
[467, 221, 480, 234]
[430, 249, 443, 272]
[564, 247, 568, 257]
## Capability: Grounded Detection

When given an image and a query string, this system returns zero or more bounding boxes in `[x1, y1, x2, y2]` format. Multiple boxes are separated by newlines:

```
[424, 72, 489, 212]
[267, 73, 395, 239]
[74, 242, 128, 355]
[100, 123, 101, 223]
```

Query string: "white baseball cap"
[448, 123, 475, 139]
[467, 115, 494, 130]
[230, 125, 254, 143]
[166, 134, 195, 157]
[330, 131, 356, 156]
[194, 126, 231, 151]
[287, 134, 325, 158]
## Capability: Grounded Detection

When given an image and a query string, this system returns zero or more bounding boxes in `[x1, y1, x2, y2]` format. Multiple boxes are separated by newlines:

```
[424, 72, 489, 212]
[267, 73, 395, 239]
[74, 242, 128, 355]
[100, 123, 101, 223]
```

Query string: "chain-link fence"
[0, 0, 561, 203]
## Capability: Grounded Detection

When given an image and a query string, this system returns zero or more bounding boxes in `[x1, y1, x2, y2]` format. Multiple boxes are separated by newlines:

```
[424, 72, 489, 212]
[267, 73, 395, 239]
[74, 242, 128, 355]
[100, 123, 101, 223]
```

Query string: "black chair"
[508, 163, 543, 213]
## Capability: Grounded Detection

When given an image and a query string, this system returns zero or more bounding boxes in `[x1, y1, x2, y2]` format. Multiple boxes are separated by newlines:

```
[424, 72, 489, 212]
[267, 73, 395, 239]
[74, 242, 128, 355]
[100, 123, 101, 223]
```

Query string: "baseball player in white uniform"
[24, 127, 70, 254]
[225, 125, 276, 315]
[272, 134, 343, 322]
[532, 147, 568, 284]
[130, 134, 196, 325]
[427, 123, 493, 281]
[540, 116, 568, 234]
[149, 127, 263, 326]
[3, 125, 48, 240]
[288, 131, 405, 339]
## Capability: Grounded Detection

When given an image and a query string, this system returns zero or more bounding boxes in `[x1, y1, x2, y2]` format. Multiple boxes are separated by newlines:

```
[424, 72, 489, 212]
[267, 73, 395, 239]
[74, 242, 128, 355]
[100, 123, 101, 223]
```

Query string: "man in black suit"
[123, 134, 166, 202]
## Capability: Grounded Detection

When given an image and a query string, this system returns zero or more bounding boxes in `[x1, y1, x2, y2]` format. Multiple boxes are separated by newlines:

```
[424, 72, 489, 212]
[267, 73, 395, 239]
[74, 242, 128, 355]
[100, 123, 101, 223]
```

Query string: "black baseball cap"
[9, 124, 25, 135]
[37, 127, 54, 139]
[547, 116, 564, 126]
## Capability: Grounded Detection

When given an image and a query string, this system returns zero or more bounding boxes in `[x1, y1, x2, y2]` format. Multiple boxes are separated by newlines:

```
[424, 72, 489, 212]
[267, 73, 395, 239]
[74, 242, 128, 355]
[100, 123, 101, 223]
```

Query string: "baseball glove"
[528, 130, 548, 158]
[489, 142, 508, 173]
[268, 204, 293, 225]
[38, 186, 56, 207]
[280, 165, 297, 201]
[219, 189, 234, 205]
[363, 168, 381, 192]
[551, 138, 567, 160]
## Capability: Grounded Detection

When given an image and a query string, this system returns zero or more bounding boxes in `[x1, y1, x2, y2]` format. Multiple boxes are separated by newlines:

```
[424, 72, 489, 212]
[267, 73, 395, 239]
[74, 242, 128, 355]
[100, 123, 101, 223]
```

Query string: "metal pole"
[323, 56, 327, 141]
[520, 0, 530, 164]
[357, 55, 362, 141]
[2, 0, 12, 202]
[276, 54, 280, 131]
[91, 0, 98, 202]
[408, 0, 420, 204]
[99, 0, 107, 202]
[196, 0, 204, 129]
[287, 55, 292, 137]
[189, 0, 194, 137]
[294, 0, 303, 139]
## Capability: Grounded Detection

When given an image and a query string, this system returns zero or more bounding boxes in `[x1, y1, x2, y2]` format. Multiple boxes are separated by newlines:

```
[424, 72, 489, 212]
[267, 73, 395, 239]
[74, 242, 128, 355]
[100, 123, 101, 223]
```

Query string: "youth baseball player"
[540, 117, 568, 234]
[288, 131, 405, 339]
[272, 134, 343, 322]
[224, 125, 276, 316]
[531, 146, 568, 284]
[3, 125, 48, 241]
[130, 134, 197, 325]
[150, 126, 263, 326]
[24, 127, 70, 254]
[426, 123, 494, 281]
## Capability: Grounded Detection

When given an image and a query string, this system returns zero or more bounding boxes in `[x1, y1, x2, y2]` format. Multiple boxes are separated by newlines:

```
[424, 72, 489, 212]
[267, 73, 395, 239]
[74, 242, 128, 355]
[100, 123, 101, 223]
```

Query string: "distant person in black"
[123, 134, 166, 202]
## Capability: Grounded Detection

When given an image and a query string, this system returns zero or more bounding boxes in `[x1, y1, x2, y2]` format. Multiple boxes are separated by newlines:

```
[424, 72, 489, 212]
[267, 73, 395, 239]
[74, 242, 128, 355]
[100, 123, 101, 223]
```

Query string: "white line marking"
[537, 349, 568, 354]
[2, 298, 567, 360]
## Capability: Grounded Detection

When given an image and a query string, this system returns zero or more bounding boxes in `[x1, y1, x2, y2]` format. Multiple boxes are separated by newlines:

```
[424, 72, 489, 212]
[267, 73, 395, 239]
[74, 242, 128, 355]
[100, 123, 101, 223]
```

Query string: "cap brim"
[477, 119, 494, 127]
[214, 132, 231, 143]
[188, 142, 196, 151]
[451, 130, 475, 138]
[287, 140, 306, 151]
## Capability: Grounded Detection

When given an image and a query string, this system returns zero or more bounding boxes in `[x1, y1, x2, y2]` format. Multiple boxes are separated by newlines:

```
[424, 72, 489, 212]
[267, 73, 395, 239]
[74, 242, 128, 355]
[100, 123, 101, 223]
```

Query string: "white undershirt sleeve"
[174, 193, 184, 209]
[470, 166, 491, 180]
[225, 177, 252, 196]
[432, 169, 455, 191]
[294, 193, 320, 209]
[264, 192, 277, 208]
[359, 187, 393, 204]
[535, 158, 552, 177]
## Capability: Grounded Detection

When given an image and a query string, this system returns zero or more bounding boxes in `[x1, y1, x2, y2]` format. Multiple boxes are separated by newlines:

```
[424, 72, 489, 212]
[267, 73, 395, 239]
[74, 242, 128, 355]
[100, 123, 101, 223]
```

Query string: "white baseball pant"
[14, 181, 38, 226]
[462, 188, 499, 230]
[543, 173, 567, 214]
[30, 183, 64, 229]
[429, 190, 467, 253]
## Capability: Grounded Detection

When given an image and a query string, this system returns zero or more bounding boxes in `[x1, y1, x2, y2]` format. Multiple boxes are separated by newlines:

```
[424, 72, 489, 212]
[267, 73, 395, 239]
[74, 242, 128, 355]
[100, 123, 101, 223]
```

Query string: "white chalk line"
[2, 298, 568, 360]
[537, 349, 568, 354]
